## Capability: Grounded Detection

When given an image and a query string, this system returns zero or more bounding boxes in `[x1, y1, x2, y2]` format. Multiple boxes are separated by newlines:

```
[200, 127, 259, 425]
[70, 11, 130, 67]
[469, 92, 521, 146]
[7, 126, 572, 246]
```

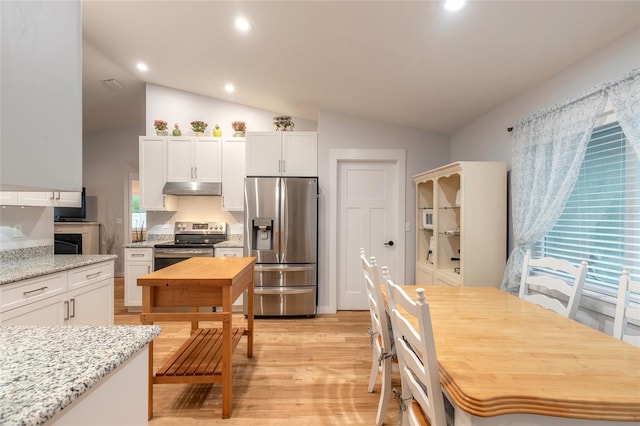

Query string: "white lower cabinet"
[124, 247, 153, 308]
[214, 247, 243, 258]
[214, 247, 244, 309]
[0, 260, 114, 326]
[1, 293, 67, 325]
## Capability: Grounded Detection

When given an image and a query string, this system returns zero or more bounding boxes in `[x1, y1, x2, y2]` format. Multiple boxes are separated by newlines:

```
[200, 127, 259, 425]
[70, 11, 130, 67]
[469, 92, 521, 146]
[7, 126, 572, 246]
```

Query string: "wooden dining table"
[137, 256, 255, 420]
[382, 285, 640, 425]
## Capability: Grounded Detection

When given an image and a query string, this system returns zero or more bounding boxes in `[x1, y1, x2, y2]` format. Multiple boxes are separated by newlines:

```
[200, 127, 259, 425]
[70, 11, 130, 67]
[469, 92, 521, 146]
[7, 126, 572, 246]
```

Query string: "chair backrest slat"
[613, 268, 640, 348]
[360, 249, 392, 356]
[385, 271, 446, 426]
[519, 250, 587, 319]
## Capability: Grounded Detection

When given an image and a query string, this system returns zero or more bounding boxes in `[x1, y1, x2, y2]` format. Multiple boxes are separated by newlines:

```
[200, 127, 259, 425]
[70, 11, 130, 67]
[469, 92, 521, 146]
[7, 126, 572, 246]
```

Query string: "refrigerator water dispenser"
[252, 217, 273, 250]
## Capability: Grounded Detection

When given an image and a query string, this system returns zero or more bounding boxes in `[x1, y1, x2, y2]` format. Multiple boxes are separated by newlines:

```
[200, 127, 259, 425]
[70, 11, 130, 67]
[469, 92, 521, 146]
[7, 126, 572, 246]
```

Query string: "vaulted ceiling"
[82, 1, 640, 135]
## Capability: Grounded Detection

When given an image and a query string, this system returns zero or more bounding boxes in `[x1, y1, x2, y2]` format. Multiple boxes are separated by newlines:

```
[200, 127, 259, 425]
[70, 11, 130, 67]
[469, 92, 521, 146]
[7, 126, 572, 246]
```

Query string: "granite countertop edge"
[0, 255, 118, 286]
[0, 325, 162, 426]
[214, 240, 244, 248]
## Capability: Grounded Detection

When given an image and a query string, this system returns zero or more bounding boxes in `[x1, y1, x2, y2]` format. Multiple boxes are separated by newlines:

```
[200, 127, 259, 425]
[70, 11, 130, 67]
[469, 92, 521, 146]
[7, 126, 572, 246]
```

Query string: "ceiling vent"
[101, 78, 124, 90]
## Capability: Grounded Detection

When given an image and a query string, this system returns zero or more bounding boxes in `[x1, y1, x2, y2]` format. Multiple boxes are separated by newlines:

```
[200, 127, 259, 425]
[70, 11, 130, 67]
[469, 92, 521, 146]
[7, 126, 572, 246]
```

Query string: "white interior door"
[338, 160, 399, 310]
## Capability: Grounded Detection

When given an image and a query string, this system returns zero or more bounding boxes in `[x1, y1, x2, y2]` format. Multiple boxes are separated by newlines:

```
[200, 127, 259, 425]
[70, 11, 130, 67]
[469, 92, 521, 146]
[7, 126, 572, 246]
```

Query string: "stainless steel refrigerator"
[244, 177, 318, 317]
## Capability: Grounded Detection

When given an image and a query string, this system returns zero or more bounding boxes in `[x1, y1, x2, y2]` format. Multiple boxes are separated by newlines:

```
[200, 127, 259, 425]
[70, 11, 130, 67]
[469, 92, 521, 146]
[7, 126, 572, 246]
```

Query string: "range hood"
[162, 181, 222, 196]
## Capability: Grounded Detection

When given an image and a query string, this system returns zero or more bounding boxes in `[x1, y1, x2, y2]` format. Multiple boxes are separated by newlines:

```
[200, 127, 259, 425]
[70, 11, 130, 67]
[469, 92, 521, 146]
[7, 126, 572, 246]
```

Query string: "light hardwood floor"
[114, 278, 399, 425]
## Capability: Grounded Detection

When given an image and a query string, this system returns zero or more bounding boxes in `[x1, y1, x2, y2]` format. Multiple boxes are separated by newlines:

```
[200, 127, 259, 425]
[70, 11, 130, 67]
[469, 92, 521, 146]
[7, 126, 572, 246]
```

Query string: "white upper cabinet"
[0, 192, 18, 206]
[1, 1, 82, 191]
[244, 132, 282, 176]
[245, 132, 317, 177]
[139, 137, 177, 211]
[221, 138, 246, 211]
[167, 137, 221, 183]
[0, 191, 81, 207]
[281, 132, 318, 176]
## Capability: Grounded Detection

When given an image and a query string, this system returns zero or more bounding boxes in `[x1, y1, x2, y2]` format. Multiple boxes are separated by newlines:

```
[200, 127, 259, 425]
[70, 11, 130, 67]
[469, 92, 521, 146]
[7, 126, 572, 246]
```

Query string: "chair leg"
[368, 349, 379, 392]
[375, 357, 392, 426]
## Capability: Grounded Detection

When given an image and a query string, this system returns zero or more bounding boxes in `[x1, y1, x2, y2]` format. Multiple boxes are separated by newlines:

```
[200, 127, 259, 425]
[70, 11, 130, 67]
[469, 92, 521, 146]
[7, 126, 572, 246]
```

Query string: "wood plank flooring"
[114, 278, 399, 425]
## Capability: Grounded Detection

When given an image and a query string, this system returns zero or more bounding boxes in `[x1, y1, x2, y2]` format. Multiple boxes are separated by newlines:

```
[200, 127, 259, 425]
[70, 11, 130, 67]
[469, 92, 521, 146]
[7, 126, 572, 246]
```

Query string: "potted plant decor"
[191, 120, 207, 136]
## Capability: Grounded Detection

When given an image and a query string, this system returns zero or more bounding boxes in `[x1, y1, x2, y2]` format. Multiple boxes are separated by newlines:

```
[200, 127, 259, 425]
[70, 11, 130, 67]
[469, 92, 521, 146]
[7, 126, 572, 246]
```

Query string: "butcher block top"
[383, 286, 640, 421]
[137, 257, 256, 287]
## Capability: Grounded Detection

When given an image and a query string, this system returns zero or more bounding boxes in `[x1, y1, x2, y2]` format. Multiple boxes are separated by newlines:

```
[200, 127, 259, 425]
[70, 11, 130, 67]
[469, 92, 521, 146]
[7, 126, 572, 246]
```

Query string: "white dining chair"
[519, 250, 588, 319]
[360, 249, 395, 426]
[384, 270, 446, 426]
[613, 268, 640, 347]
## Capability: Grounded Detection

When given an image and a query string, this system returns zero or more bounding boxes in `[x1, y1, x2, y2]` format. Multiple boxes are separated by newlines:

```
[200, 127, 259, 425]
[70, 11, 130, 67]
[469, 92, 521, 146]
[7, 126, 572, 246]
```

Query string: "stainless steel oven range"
[153, 221, 227, 271]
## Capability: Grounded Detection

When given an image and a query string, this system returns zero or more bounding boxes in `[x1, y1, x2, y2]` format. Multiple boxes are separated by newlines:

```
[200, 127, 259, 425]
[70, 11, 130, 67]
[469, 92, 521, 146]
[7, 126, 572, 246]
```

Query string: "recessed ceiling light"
[444, 0, 465, 11]
[224, 83, 235, 93]
[234, 17, 252, 33]
[136, 62, 148, 72]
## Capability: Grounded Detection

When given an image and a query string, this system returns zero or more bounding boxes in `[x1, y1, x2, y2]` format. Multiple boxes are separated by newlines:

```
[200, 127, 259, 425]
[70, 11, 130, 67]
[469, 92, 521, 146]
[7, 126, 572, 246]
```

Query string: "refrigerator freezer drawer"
[254, 264, 316, 288]
[245, 286, 316, 317]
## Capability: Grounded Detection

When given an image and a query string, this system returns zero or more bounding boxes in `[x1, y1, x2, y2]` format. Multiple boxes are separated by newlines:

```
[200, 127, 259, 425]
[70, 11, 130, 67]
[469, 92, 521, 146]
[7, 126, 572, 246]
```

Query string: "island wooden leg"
[222, 286, 232, 418]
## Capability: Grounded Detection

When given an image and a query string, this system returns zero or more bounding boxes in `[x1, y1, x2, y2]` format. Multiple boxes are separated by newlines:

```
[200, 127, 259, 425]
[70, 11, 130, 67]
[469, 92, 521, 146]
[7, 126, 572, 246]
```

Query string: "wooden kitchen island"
[137, 256, 255, 419]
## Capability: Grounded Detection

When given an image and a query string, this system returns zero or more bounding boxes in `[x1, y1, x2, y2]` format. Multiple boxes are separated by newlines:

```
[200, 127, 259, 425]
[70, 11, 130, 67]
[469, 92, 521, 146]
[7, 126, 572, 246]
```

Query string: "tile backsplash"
[146, 196, 243, 239]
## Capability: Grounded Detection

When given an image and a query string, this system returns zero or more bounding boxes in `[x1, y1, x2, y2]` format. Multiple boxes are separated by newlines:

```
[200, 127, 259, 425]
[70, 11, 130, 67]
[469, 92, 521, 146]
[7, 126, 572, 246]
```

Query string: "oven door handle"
[154, 249, 214, 258]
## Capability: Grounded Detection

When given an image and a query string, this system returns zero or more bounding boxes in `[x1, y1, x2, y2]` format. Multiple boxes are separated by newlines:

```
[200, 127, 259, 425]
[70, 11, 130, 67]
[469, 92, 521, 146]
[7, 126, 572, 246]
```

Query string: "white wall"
[451, 27, 640, 168]
[449, 27, 640, 333]
[317, 109, 449, 312]
[145, 84, 317, 136]
[83, 123, 144, 275]
[0, 206, 53, 251]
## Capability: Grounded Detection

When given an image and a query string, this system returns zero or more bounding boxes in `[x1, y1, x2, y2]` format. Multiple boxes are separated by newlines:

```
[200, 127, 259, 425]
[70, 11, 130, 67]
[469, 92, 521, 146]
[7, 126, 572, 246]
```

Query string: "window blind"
[535, 122, 640, 293]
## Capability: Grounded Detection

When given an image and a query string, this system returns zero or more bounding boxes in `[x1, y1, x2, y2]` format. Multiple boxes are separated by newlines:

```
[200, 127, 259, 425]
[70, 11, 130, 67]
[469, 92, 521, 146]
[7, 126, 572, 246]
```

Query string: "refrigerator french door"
[244, 177, 318, 317]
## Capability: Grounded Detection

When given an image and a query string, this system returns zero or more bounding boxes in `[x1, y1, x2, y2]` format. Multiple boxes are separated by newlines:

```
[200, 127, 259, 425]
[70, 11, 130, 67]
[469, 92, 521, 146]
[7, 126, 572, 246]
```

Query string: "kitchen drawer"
[0, 272, 67, 313]
[125, 247, 153, 261]
[215, 247, 243, 258]
[68, 261, 114, 291]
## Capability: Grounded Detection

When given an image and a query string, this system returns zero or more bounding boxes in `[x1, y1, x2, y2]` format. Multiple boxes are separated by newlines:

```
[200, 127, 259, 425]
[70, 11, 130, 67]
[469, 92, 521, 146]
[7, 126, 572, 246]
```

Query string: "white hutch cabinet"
[414, 161, 507, 287]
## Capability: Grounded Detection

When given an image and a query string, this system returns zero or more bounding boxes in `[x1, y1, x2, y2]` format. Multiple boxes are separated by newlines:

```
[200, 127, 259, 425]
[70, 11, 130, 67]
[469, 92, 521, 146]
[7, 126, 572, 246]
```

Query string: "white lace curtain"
[607, 70, 640, 159]
[501, 68, 640, 294]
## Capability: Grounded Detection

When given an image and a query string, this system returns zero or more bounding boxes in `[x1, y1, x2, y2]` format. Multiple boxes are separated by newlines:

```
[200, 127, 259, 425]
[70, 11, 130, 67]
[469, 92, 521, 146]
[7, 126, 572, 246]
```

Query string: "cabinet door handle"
[23, 286, 48, 297]
[131, 253, 145, 257]
[70, 298, 76, 319]
[56, 192, 61, 200]
[147, 266, 151, 273]
[64, 300, 70, 320]
[282, 160, 285, 173]
[162, 195, 166, 208]
[86, 272, 101, 279]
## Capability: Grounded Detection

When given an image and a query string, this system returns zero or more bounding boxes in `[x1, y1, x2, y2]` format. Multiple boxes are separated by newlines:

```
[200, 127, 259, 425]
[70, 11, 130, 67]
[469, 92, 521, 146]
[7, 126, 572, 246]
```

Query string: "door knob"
[384, 241, 394, 246]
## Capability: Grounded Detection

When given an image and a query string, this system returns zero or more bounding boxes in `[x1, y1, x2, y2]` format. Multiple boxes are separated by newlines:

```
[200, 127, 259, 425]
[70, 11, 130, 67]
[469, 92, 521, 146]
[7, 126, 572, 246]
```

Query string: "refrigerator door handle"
[255, 265, 315, 272]
[254, 287, 315, 295]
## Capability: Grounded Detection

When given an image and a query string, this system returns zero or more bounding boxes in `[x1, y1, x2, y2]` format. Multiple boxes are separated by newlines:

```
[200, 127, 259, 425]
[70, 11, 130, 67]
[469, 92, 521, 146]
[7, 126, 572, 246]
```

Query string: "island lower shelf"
[154, 327, 247, 384]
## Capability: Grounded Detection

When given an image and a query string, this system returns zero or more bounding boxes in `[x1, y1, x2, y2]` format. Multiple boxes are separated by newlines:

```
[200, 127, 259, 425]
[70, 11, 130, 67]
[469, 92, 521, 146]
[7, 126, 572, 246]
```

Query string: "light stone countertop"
[0, 325, 161, 426]
[0, 255, 117, 286]
[123, 240, 173, 249]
